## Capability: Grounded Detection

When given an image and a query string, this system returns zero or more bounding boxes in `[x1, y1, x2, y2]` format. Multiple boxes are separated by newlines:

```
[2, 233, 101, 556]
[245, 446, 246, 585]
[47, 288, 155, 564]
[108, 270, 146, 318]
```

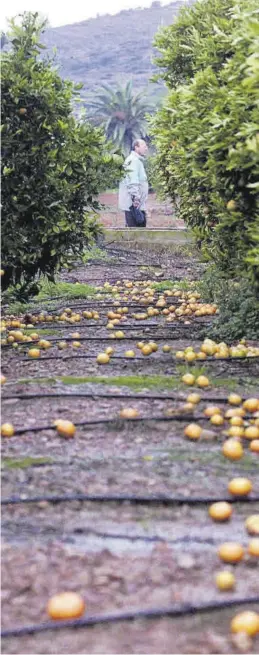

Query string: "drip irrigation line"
[18, 352, 259, 365]
[2, 492, 259, 507]
[8, 321, 185, 331]
[1, 391, 240, 402]
[3, 597, 259, 639]
[19, 354, 186, 364]
[2, 413, 222, 436]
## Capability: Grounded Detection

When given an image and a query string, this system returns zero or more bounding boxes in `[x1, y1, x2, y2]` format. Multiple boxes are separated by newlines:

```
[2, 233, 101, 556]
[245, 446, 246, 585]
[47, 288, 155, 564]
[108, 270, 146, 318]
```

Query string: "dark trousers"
[125, 210, 147, 228]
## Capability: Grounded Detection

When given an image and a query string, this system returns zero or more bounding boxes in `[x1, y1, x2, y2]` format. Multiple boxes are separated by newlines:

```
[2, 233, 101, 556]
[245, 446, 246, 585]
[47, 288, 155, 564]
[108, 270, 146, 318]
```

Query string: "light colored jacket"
[118, 151, 149, 211]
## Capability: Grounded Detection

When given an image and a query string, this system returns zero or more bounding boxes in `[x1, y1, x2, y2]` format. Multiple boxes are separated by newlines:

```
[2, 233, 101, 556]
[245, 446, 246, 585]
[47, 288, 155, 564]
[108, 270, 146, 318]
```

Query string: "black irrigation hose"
[18, 352, 259, 365]
[2, 413, 222, 435]
[2, 596, 259, 639]
[2, 492, 259, 507]
[1, 392, 239, 402]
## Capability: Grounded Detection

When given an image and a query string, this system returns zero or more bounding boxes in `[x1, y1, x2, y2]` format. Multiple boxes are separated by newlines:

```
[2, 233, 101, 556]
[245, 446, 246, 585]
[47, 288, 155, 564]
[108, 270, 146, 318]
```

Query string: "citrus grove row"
[1, 0, 259, 336]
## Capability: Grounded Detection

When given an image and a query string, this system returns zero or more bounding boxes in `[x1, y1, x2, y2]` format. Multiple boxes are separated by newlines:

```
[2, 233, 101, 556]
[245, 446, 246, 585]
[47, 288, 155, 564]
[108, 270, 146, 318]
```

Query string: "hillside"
[42, 1, 192, 103]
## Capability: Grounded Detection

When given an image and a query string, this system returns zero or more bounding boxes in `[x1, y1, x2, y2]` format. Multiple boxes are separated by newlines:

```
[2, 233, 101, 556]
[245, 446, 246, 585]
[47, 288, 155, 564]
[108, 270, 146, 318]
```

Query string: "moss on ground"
[6, 280, 96, 315]
[60, 374, 180, 389]
[2, 456, 53, 469]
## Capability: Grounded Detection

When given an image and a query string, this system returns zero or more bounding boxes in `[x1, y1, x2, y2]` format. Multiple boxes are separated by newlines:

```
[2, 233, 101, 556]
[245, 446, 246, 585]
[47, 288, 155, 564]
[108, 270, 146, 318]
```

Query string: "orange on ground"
[47, 592, 85, 620]
[55, 420, 76, 438]
[222, 438, 243, 461]
[1, 423, 15, 437]
[120, 408, 139, 419]
[245, 515, 259, 535]
[209, 502, 232, 522]
[248, 539, 259, 557]
[184, 423, 202, 440]
[218, 542, 244, 563]
[215, 570, 235, 591]
[231, 611, 259, 636]
[228, 478, 252, 496]
[243, 398, 259, 413]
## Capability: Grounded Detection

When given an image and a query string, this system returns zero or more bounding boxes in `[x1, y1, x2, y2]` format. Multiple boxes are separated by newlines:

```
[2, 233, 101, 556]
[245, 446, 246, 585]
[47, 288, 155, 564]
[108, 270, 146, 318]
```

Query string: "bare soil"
[1, 242, 259, 654]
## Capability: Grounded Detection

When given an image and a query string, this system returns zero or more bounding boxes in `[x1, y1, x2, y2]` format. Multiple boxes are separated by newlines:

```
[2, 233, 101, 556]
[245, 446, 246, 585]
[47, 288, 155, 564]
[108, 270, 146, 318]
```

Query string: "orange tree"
[150, 0, 259, 290]
[1, 13, 122, 298]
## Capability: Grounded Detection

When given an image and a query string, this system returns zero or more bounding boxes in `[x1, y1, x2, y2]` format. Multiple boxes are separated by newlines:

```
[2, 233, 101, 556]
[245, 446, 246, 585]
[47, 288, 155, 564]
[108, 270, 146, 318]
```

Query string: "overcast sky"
[0, 0, 181, 30]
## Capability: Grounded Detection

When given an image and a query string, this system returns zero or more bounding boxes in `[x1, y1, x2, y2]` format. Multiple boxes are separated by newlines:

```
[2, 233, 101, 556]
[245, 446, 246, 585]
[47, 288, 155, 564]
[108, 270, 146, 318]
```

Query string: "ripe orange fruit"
[182, 373, 196, 386]
[196, 375, 209, 388]
[28, 348, 41, 358]
[1, 423, 14, 437]
[125, 350, 135, 358]
[210, 414, 224, 426]
[215, 570, 235, 591]
[38, 340, 51, 349]
[225, 407, 245, 418]
[228, 393, 242, 406]
[228, 477, 252, 496]
[97, 353, 110, 364]
[19, 108, 27, 115]
[0, 375, 6, 385]
[209, 502, 232, 522]
[204, 406, 221, 417]
[218, 542, 244, 563]
[187, 393, 201, 404]
[105, 347, 114, 356]
[244, 426, 259, 440]
[184, 423, 202, 440]
[227, 425, 244, 438]
[250, 439, 259, 453]
[248, 538, 259, 557]
[229, 416, 244, 427]
[185, 351, 196, 362]
[142, 345, 152, 356]
[176, 351, 185, 359]
[120, 408, 139, 419]
[137, 342, 144, 349]
[222, 439, 243, 460]
[55, 420, 76, 438]
[243, 398, 259, 413]
[47, 592, 85, 620]
[115, 331, 125, 339]
[245, 515, 259, 535]
[231, 611, 259, 636]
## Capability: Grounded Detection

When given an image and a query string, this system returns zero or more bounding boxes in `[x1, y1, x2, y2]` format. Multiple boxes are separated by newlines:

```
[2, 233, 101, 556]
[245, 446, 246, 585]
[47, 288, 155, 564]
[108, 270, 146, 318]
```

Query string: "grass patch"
[152, 279, 196, 292]
[60, 374, 180, 389]
[6, 280, 96, 315]
[17, 377, 57, 385]
[2, 456, 53, 469]
[22, 328, 57, 336]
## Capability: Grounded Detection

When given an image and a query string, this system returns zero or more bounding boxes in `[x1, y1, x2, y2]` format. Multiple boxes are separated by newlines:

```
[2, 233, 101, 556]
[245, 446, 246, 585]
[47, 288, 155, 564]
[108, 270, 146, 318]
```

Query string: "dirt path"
[1, 241, 259, 654]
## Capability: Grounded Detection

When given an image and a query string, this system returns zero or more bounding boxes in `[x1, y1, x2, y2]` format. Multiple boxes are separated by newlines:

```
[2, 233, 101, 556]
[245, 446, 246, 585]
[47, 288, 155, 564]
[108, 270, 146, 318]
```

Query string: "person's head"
[133, 139, 148, 157]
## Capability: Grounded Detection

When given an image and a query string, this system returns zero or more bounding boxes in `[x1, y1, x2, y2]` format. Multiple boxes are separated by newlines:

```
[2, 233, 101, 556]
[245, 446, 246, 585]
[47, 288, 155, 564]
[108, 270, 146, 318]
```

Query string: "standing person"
[118, 139, 149, 227]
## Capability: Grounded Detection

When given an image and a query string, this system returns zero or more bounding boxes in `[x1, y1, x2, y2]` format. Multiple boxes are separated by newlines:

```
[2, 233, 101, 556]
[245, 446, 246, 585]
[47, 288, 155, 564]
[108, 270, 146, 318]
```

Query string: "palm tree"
[88, 81, 154, 154]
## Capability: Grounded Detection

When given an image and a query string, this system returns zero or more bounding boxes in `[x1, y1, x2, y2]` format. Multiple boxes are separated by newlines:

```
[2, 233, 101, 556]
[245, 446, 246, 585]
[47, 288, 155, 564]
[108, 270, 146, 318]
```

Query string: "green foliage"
[88, 81, 154, 154]
[199, 266, 259, 340]
[151, 0, 259, 288]
[1, 13, 123, 299]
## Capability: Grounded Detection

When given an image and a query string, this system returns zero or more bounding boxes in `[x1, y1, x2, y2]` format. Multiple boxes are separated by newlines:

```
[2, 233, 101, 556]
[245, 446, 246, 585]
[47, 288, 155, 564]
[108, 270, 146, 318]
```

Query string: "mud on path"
[1, 242, 259, 654]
